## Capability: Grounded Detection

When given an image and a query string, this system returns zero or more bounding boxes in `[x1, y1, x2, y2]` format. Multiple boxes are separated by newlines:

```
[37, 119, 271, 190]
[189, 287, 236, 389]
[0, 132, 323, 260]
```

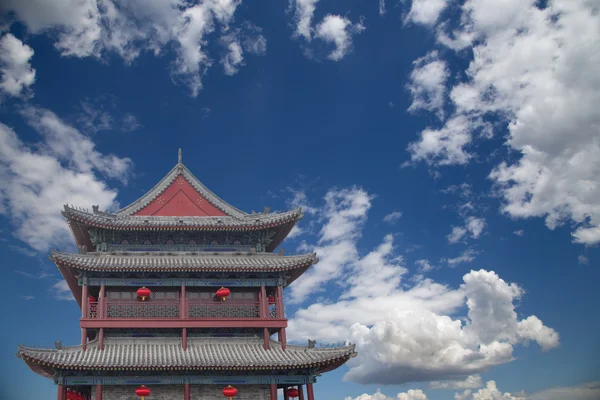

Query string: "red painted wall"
[134, 175, 227, 217]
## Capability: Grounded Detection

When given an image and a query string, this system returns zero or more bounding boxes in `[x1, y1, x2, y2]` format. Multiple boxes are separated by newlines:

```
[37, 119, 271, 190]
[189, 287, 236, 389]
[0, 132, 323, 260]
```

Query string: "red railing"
[85, 299, 280, 319]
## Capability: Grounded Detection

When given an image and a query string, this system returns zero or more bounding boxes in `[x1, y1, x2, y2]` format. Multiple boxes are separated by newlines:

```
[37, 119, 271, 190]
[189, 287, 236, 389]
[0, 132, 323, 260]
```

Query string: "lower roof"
[17, 337, 356, 377]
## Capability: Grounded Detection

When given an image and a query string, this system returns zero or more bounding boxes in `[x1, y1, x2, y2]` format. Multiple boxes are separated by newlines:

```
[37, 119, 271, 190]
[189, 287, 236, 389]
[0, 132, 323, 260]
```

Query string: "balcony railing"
[188, 301, 261, 318]
[105, 300, 180, 318]
[85, 300, 279, 319]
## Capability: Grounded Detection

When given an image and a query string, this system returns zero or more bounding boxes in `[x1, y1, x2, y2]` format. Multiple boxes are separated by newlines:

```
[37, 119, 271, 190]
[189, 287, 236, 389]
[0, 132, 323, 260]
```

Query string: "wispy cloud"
[383, 211, 403, 224]
[51, 280, 74, 301]
[442, 249, 479, 267]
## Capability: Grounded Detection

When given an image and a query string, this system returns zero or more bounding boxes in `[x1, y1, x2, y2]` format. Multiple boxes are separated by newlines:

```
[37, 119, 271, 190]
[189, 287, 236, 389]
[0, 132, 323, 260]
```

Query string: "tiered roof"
[18, 338, 357, 378]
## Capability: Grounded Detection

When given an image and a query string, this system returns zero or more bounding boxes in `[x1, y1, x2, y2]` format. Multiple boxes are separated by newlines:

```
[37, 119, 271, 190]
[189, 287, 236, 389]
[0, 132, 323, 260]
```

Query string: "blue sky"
[0, 1, 599, 399]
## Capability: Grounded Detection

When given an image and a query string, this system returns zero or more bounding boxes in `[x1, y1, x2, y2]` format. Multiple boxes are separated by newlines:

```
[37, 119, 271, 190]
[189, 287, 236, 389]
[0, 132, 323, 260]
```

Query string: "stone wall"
[90, 384, 269, 400]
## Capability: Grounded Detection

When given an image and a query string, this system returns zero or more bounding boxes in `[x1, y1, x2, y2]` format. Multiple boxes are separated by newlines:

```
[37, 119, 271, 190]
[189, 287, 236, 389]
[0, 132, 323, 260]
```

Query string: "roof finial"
[178, 148, 182, 165]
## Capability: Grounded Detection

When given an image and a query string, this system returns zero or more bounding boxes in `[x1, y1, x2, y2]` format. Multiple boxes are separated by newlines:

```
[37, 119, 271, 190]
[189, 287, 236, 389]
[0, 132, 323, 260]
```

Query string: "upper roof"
[17, 337, 356, 378]
[62, 150, 302, 251]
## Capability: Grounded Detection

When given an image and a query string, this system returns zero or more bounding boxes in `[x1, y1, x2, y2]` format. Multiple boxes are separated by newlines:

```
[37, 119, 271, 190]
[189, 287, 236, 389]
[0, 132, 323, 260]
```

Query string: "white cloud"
[288, 187, 373, 303]
[457, 380, 600, 400]
[415, 259, 434, 273]
[291, 0, 320, 40]
[513, 230, 524, 236]
[221, 36, 244, 75]
[442, 249, 479, 267]
[408, 0, 600, 245]
[407, 51, 449, 119]
[121, 113, 142, 132]
[0, 0, 263, 96]
[430, 375, 482, 390]
[287, 189, 558, 385]
[528, 381, 600, 400]
[407, 115, 476, 166]
[456, 380, 525, 400]
[290, 0, 364, 61]
[315, 15, 365, 61]
[0, 33, 35, 99]
[578, 255, 589, 265]
[379, 0, 387, 16]
[0, 107, 131, 251]
[383, 211, 403, 223]
[345, 389, 428, 400]
[52, 280, 75, 301]
[406, 0, 449, 26]
[448, 217, 486, 243]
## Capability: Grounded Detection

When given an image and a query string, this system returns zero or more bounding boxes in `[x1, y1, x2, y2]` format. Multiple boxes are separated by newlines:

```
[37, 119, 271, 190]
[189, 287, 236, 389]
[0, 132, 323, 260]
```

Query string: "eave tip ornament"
[178, 148, 182, 165]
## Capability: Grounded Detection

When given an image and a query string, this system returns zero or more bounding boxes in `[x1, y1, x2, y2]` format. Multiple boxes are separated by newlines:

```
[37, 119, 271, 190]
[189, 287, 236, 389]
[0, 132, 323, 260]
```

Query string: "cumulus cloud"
[0, 33, 35, 100]
[0, 0, 264, 96]
[287, 188, 558, 385]
[407, 0, 600, 245]
[457, 380, 600, 400]
[407, 51, 449, 119]
[406, 0, 449, 26]
[0, 107, 131, 251]
[315, 15, 365, 61]
[290, 0, 365, 61]
[345, 389, 428, 400]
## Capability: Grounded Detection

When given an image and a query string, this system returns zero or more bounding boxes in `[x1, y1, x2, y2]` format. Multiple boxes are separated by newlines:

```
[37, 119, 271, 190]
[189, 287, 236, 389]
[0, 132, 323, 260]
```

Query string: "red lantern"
[137, 287, 151, 301]
[286, 387, 299, 398]
[216, 287, 231, 302]
[223, 385, 238, 399]
[66, 389, 72, 400]
[135, 385, 151, 400]
[268, 295, 275, 304]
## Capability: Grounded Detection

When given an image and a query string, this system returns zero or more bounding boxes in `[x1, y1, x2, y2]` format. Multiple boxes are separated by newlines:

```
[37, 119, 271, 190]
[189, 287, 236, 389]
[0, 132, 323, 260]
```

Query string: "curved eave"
[17, 343, 357, 372]
[62, 207, 302, 232]
[51, 251, 318, 281]
[55, 262, 83, 307]
[20, 357, 56, 379]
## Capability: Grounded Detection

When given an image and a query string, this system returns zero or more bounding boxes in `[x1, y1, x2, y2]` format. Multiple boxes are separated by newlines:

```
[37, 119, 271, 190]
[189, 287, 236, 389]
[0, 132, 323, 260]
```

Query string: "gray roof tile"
[51, 251, 318, 272]
[18, 338, 356, 370]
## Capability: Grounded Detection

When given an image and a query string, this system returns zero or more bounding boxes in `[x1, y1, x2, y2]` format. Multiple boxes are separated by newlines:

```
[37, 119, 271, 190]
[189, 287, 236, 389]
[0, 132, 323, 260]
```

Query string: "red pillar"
[278, 327, 287, 350]
[81, 328, 87, 351]
[95, 384, 102, 400]
[263, 327, 270, 350]
[260, 285, 267, 318]
[180, 285, 186, 319]
[99, 327, 104, 350]
[307, 383, 314, 400]
[276, 285, 284, 318]
[57, 385, 66, 400]
[299, 385, 305, 400]
[270, 383, 277, 400]
[184, 383, 190, 400]
[81, 284, 89, 318]
[182, 327, 187, 351]
[98, 284, 105, 319]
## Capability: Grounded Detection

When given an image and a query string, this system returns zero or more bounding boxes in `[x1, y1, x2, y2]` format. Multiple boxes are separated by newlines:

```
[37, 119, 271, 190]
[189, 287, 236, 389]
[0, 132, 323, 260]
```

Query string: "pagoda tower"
[17, 150, 356, 400]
